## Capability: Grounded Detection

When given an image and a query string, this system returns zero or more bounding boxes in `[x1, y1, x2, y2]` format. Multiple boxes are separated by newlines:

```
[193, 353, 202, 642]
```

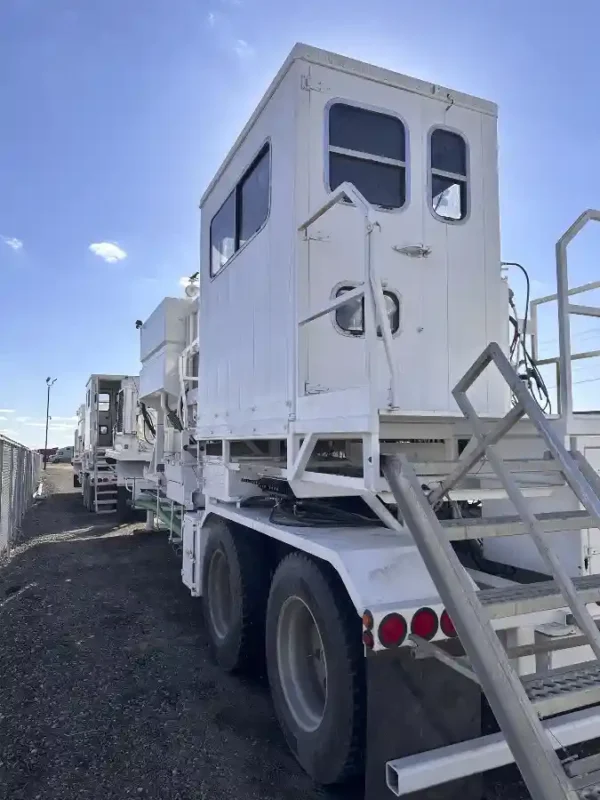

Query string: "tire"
[82, 476, 89, 509]
[266, 553, 365, 785]
[202, 517, 270, 673]
[73, 473, 81, 488]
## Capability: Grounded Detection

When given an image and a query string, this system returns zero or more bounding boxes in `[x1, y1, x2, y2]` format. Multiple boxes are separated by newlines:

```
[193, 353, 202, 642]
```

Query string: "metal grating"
[478, 574, 600, 619]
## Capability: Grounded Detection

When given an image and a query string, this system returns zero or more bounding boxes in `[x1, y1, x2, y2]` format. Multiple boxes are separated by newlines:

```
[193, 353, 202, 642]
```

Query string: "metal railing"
[531, 209, 600, 423]
[0, 435, 43, 558]
[297, 181, 400, 408]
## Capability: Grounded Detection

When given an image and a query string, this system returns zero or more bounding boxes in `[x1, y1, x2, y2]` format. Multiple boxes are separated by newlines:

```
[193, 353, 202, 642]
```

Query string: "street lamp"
[44, 377, 57, 470]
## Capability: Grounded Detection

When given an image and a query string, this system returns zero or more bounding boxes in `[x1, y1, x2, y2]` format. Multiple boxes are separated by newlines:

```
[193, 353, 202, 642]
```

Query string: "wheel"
[266, 553, 365, 785]
[73, 473, 81, 488]
[202, 517, 270, 672]
[81, 476, 89, 509]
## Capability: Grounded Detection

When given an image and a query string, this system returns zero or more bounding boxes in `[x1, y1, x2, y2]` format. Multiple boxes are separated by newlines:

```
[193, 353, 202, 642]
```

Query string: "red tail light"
[378, 613, 407, 648]
[440, 609, 457, 638]
[362, 609, 374, 630]
[362, 630, 375, 649]
[410, 607, 438, 640]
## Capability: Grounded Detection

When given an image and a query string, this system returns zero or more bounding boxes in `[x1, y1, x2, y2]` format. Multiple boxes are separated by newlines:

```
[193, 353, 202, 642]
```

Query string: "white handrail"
[298, 182, 400, 407]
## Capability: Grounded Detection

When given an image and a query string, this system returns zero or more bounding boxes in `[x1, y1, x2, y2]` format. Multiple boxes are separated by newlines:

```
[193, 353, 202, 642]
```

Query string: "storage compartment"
[139, 298, 191, 401]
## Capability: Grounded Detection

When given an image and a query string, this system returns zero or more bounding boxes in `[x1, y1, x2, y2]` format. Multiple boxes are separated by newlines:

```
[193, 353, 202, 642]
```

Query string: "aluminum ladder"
[92, 449, 118, 514]
[382, 341, 600, 800]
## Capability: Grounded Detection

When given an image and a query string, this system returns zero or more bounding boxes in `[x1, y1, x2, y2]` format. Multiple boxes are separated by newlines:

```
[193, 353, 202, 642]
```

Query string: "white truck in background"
[86, 44, 600, 800]
[72, 374, 153, 518]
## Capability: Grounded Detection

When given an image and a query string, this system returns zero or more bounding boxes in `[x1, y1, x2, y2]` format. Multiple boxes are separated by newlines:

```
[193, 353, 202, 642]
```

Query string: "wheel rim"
[276, 595, 328, 732]
[207, 549, 233, 640]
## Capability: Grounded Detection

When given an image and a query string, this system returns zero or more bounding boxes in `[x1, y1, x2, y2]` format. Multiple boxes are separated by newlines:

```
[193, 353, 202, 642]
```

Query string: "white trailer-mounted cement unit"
[109, 44, 600, 800]
[73, 374, 153, 517]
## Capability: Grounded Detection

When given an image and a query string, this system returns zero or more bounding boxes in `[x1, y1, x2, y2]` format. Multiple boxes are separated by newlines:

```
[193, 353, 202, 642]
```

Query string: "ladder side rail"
[382, 455, 575, 800]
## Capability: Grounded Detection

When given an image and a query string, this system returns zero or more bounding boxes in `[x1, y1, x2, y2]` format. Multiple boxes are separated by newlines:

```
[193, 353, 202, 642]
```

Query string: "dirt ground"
[0, 465, 358, 800]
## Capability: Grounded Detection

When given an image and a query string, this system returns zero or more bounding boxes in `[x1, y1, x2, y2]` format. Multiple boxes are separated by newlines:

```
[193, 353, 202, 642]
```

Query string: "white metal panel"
[140, 298, 189, 363]
[139, 344, 182, 401]
[197, 63, 301, 435]
[301, 62, 506, 416]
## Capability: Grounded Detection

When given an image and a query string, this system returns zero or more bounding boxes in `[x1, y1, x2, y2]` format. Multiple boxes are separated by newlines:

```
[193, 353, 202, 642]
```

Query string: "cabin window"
[335, 285, 400, 337]
[210, 142, 271, 276]
[328, 103, 406, 209]
[430, 129, 468, 221]
[98, 393, 110, 412]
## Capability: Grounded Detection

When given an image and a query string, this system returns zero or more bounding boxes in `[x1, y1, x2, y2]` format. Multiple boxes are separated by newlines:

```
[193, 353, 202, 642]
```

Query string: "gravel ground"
[0, 466, 352, 800]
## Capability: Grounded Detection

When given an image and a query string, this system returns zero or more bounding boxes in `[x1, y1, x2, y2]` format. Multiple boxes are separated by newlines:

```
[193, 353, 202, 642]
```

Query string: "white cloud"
[0, 417, 6, 422]
[50, 415, 78, 422]
[207, 11, 216, 25]
[15, 416, 30, 423]
[89, 242, 127, 264]
[233, 39, 254, 59]
[0, 409, 15, 414]
[1, 235, 23, 251]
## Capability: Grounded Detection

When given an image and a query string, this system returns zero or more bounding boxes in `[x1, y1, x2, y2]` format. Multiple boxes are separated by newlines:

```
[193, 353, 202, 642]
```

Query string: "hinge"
[301, 74, 325, 93]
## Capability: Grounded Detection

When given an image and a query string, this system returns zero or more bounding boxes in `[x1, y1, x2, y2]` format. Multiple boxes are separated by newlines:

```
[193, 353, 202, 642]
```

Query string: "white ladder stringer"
[382, 341, 600, 800]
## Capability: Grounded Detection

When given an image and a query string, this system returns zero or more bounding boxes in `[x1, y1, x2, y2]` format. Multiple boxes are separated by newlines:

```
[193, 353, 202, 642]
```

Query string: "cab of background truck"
[83, 374, 128, 450]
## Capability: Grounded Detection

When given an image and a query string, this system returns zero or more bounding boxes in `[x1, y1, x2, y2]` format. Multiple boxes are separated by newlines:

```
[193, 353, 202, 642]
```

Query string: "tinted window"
[430, 129, 468, 221]
[329, 104, 405, 161]
[328, 103, 406, 210]
[210, 191, 235, 276]
[431, 129, 466, 176]
[237, 146, 270, 246]
[209, 143, 271, 277]
[330, 154, 405, 209]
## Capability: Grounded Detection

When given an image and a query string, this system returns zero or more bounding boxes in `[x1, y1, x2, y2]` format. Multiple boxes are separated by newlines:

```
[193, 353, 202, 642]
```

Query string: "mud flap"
[365, 644, 481, 800]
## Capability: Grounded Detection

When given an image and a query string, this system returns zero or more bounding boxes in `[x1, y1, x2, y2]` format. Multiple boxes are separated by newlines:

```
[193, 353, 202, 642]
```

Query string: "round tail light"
[410, 607, 438, 640]
[378, 613, 407, 648]
[440, 609, 457, 638]
[362, 630, 375, 649]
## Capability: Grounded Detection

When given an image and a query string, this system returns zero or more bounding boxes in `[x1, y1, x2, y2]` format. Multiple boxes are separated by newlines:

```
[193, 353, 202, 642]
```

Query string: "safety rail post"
[530, 210, 600, 425]
[297, 181, 400, 408]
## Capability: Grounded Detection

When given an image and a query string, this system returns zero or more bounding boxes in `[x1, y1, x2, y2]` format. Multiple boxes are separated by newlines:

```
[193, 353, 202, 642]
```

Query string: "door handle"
[392, 244, 432, 258]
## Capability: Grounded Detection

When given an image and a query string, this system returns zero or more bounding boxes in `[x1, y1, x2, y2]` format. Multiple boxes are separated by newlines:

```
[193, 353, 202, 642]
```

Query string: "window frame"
[324, 98, 409, 213]
[331, 281, 402, 339]
[209, 139, 272, 279]
[428, 125, 470, 224]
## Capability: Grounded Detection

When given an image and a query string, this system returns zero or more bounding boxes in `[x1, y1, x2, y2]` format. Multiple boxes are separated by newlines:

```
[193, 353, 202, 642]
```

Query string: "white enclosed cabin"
[197, 43, 509, 441]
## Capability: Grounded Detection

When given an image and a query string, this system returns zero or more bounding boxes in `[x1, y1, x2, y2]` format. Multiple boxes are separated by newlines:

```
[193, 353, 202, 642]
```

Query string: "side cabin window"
[210, 143, 271, 276]
[328, 103, 406, 210]
[430, 128, 468, 221]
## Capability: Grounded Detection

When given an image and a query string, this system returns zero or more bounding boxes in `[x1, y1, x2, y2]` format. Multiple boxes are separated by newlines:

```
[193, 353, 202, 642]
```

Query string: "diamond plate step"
[478, 574, 600, 618]
[441, 510, 597, 541]
[522, 661, 600, 717]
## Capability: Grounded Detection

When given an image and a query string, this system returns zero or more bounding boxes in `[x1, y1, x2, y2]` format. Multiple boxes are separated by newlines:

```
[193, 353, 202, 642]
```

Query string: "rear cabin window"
[98, 393, 110, 412]
[430, 129, 468, 221]
[335, 285, 400, 337]
[328, 104, 406, 210]
[210, 143, 271, 276]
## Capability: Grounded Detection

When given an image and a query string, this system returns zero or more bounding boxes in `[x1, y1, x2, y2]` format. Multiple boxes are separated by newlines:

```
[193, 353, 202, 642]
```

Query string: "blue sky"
[2, 0, 600, 447]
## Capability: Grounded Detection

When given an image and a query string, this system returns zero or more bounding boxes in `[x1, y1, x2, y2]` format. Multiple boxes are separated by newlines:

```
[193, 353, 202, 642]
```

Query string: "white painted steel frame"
[386, 705, 600, 797]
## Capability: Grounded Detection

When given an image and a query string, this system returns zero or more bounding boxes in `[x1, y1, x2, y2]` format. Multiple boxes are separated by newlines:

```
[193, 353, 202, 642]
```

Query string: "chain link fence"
[0, 435, 43, 559]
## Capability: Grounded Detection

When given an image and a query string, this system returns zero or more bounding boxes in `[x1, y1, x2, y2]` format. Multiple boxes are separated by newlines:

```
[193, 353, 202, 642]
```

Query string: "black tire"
[73, 473, 81, 488]
[202, 517, 270, 672]
[266, 553, 365, 785]
[82, 476, 89, 509]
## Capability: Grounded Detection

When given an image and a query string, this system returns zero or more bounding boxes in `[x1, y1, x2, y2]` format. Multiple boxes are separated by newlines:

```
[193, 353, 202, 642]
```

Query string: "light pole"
[44, 377, 57, 470]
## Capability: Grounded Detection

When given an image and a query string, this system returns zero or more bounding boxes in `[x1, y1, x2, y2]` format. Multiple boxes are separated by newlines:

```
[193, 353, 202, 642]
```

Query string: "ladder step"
[95, 500, 117, 506]
[441, 509, 597, 540]
[523, 661, 600, 718]
[479, 574, 600, 618]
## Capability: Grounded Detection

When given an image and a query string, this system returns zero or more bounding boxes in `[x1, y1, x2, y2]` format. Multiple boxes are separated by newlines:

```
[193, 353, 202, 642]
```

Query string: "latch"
[392, 244, 432, 258]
